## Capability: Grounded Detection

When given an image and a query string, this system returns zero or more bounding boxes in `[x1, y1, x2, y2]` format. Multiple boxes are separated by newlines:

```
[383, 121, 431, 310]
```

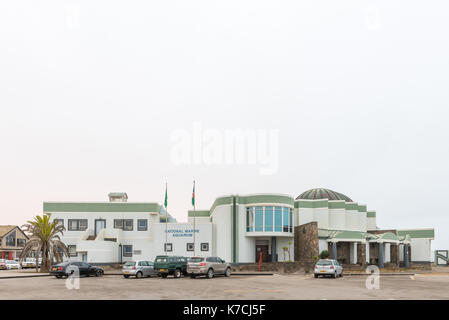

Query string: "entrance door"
[95, 219, 106, 236]
[256, 245, 269, 262]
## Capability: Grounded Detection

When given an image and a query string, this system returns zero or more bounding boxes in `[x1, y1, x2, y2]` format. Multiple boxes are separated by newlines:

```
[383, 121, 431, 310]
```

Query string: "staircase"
[87, 235, 96, 240]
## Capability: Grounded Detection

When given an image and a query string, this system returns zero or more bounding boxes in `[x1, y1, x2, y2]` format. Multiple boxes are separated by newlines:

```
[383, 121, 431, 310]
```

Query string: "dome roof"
[296, 188, 353, 202]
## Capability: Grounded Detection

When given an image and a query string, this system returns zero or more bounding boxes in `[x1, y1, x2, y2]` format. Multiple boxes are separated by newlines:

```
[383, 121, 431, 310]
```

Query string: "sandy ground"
[1, 270, 449, 300]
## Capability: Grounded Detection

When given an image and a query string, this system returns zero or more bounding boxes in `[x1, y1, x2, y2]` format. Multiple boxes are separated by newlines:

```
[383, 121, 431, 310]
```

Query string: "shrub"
[319, 250, 330, 259]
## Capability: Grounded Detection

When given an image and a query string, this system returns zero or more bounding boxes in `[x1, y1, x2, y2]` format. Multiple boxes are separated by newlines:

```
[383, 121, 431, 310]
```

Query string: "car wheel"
[161, 274, 168, 278]
[174, 269, 181, 278]
[55, 275, 62, 279]
[123, 275, 130, 278]
[96, 270, 103, 277]
[224, 267, 231, 277]
[206, 268, 214, 279]
[314, 274, 318, 278]
[333, 272, 337, 279]
[340, 273, 343, 278]
[190, 274, 196, 279]
[136, 271, 143, 279]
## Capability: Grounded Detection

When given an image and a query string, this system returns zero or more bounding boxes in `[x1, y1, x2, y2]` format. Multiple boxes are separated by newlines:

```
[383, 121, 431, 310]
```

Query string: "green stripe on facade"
[236, 194, 294, 206]
[328, 201, 345, 209]
[367, 211, 376, 217]
[345, 203, 358, 210]
[209, 196, 233, 213]
[357, 205, 367, 212]
[188, 210, 210, 217]
[398, 229, 435, 239]
[43, 202, 161, 213]
[296, 200, 328, 208]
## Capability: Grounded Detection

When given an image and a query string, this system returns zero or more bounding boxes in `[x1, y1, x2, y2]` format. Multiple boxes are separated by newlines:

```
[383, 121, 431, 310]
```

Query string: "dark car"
[50, 261, 104, 278]
[153, 255, 187, 278]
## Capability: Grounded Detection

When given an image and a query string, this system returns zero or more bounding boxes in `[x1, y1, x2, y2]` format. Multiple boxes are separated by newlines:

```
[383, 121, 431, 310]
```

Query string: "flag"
[164, 183, 168, 208]
[192, 181, 195, 207]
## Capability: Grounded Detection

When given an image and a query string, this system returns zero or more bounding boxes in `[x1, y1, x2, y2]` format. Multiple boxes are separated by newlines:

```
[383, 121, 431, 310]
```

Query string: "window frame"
[164, 243, 173, 252]
[137, 219, 148, 231]
[186, 243, 194, 251]
[201, 242, 209, 252]
[123, 245, 133, 257]
[68, 245, 77, 257]
[68, 219, 88, 231]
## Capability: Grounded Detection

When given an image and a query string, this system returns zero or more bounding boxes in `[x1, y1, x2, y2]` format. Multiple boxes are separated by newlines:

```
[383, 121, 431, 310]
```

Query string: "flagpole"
[165, 182, 168, 254]
[193, 180, 196, 257]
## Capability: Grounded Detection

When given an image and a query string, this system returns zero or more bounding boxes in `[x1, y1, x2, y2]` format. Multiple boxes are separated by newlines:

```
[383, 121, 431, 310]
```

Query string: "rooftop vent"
[108, 192, 128, 203]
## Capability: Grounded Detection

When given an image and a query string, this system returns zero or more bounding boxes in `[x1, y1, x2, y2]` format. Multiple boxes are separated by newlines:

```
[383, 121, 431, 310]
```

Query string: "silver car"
[122, 260, 157, 278]
[187, 256, 231, 279]
[314, 259, 343, 278]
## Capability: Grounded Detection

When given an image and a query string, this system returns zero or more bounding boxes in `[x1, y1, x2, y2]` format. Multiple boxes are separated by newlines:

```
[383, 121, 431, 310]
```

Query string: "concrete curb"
[0, 274, 51, 279]
[103, 272, 274, 276]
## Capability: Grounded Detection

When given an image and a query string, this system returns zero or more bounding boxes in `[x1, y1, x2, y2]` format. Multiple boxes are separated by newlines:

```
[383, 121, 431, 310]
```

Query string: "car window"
[206, 257, 216, 262]
[169, 257, 174, 262]
[147, 261, 153, 266]
[316, 260, 332, 266]
[155, 257, 167, 262]
[125, 261, 135, 266]
[189, 257, 204, 263]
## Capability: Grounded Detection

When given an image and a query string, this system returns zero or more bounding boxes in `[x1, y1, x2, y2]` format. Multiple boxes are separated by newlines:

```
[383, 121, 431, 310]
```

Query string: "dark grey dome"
[296, 188, 352, 202]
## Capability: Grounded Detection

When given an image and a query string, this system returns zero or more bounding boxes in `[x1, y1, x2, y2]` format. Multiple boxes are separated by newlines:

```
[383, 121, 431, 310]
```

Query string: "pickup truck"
[153, 255, 188, 278]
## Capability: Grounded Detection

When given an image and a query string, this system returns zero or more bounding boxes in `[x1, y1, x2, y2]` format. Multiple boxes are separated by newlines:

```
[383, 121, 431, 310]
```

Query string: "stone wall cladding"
[232, 260, 316, 273]
[357, 243, 366, 265]
[294, 222, 319, 261]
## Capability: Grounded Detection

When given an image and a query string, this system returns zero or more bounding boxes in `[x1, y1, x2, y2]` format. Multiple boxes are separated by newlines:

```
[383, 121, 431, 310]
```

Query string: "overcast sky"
[1, 1, 448, 251]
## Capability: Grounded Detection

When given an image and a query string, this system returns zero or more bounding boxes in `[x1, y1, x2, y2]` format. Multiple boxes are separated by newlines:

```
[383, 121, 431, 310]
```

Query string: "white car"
[314, 259, 343, 278]
[6, 260, 21, 270]
[21, 258, 37, 268]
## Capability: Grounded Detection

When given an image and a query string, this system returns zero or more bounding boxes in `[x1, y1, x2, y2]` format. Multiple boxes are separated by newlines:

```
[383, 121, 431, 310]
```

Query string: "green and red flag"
[192, 181, 195, 207]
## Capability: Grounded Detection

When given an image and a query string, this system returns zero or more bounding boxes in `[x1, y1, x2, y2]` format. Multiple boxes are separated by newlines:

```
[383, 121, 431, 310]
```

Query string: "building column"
[271, 237, 277, 262]
[366, 242, 370, 264]
[391, 244, 399, 267]
[404, 244, 410, 268]
[378, 242, 384, 268]
[350, 242, 357, 264]
[357, 243, 366, 266]
[332, 242, 337, 260]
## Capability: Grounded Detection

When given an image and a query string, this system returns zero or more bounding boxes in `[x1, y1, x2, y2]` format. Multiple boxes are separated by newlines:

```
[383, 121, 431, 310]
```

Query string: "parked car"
[153, 255, 187, 278]
[187, 256, 232, 279]
[50, 261, 104, 278]
[5, 260, 21, 270]
[314, 259, 343, 278]
[0, 259, 6, 270]
[122, 260, 157, 278]
[21, 258, 37, 269]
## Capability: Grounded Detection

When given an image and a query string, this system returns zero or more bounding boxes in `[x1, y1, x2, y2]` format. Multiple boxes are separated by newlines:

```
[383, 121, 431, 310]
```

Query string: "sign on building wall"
[166, 229, 199, 238]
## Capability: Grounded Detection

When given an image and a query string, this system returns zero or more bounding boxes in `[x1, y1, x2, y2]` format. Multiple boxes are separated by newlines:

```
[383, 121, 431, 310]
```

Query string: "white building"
[43, 189, 435, 267]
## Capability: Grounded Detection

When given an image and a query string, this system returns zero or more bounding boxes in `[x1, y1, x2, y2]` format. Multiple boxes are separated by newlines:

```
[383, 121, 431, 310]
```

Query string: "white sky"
[1, 1, 448, 250]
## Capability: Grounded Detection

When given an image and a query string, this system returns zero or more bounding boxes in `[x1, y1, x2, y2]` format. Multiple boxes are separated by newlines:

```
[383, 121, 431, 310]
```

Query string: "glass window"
[114, 219, 123, 229]
[53, 219, 64, 227]
[264, 206, 273, 232]
[255, 207, 263, 232]
[124, 261, 135, 266]
[187, 243, 194, 251]
[6, 231, 16, 246]
[289, 209, 293, 232]
[124, 219, 133, 231]
[137, 219, 147, 231]
[283, 207, 289, 232]
[246, 207, 254, 232]
[68, 220, 87, 231]
[201, 243, 209, 251]
[189, 257, 204, 262]
[123, 245, 133, 257]
[68, 245, 77, 257]
[275, 207, 282, 232]
[17, 239, 26, 247]
[164, 243, 172, 252]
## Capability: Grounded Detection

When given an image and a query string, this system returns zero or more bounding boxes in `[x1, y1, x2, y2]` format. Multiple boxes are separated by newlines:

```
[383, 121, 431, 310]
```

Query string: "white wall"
[359, 212, 367, 232]
[346, 209, 359, 231]
[329, 208, 345, 230]
[237, 204, 255, 263]
[297, 207, 314, 226]
[367, 217, 377, 231]
[319, 239, 328, 254]
[314, 207, 329, 229]
[410, 238, 431, 262]
[210, 204, 232, 263]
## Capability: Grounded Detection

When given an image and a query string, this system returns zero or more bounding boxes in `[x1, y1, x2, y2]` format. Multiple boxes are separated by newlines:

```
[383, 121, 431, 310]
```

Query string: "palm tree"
[20, 214, 69, 272]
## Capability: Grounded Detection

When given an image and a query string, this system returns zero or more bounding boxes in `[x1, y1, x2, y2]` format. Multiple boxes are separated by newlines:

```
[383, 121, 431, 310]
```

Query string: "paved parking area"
[1, 272, 449, 299]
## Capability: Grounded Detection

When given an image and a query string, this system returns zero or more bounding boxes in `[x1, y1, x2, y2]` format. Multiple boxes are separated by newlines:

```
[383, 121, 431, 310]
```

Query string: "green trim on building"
[43, 202, 161, 213]
[188, 210, 210, 217]
[328, 201, 345, 209]
[367, 211, 376, 218]
[379, 232, 400, 241]
[296, 200, 328, 209]
[357, 205, 367, 212]
[345, 202, 358, 210]
[236, 194, 294, 206]
[398, 229, 435, 239]
[209, 196, 233, 214]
